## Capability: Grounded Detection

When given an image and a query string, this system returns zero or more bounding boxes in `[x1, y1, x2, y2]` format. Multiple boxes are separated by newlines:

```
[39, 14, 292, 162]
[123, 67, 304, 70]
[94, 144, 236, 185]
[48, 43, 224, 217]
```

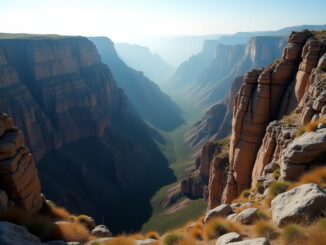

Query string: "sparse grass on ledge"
[268, 181, 290, 200]
[254, 220, 278, 240]
[296, 118, 326, 137]
[203, 218, 239, 240]
[290, 166, 326, 189]
[281, 224, 306, 245]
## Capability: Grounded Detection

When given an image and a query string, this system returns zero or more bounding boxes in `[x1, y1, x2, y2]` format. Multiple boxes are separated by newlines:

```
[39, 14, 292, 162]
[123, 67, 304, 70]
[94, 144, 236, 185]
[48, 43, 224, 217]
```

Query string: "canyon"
[0, 34, 176, 233]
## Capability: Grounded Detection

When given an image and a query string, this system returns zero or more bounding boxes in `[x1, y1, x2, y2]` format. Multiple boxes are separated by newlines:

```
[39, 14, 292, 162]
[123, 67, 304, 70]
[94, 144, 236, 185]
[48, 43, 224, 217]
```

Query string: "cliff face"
[186, 36, 287, 151]
[88, 37, 184, 131]
[0, 37, 123, 160]
[0, 113, 43, 214]
[182, 30, 326, 209]
[0, 35, 175, 233]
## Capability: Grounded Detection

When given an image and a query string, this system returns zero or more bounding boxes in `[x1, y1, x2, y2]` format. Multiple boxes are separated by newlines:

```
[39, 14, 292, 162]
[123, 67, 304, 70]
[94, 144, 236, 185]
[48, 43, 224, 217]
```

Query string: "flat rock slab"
[216, 232, 242, 245]
[228, 237, 270, 245]
[237, 208, 258, 224]
[205, 204, 233, 223]
[272, 183, 326, 226]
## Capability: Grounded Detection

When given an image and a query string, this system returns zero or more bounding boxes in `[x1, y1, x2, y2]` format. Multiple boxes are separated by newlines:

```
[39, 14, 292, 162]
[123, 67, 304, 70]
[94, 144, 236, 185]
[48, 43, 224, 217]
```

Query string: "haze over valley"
[0, 1, 326, 244]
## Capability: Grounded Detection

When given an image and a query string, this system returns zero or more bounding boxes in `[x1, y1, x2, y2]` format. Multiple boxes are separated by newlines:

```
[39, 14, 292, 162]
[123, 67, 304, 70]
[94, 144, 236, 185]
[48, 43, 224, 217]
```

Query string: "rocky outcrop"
[223, 30, 315, 202]
[0, 113, 43, 214]
[0, 221, 42, 245]
[216, 232, 242, 245]
[0, 36, 124, 161]
[228, 238, 270, 245]
[204, 204, 233, 223]
[271, 183, 326, 226]
[192, 30, 326, 207]
[186, 77, 243, 151]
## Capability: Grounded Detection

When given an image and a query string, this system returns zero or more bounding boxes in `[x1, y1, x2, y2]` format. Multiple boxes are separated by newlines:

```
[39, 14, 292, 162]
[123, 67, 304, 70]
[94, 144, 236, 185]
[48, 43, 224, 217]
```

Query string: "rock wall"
[0, 37, 125, 160]
[222, 30, 313, 202]
[188, 30, 326, 209]
[0, 113, 43, 214]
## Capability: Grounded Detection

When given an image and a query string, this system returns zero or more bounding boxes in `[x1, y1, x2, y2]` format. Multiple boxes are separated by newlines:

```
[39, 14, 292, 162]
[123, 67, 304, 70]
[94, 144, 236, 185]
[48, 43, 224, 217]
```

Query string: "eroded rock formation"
[0, 113, 43, 214]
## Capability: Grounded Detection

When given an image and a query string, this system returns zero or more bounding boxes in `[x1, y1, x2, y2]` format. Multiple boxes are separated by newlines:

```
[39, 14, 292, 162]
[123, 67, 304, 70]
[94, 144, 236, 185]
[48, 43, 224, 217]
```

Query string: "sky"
[0, 0, 325, 42]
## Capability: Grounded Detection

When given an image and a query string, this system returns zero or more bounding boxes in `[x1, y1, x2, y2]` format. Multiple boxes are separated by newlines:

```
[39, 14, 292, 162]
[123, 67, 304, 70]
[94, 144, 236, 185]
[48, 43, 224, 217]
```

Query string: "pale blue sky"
[0, 0, 325, 41]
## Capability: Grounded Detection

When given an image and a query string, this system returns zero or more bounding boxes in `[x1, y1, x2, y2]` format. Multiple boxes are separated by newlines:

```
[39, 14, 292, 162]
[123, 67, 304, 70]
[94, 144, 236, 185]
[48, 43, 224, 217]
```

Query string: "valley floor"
[141, 100, 207, 233]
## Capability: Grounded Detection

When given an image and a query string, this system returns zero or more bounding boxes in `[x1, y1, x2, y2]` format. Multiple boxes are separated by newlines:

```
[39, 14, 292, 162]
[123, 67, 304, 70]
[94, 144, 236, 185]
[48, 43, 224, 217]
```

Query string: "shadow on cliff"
[38, 114, 176, 234]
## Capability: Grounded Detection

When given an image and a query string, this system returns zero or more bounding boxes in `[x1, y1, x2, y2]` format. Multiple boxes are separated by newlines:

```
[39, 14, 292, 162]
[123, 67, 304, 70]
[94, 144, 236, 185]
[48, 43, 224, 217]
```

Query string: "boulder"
[237, 208, 258, 224]
[91, 225, 112, 237]
[283, 128, 326, 164]
[228, 238, 270, 245]
[227, 213, 238, 222]
[216, 232, 242, 245]
[271, 183, 326, 226]
[204, 204, 233, 223]
[0, 221, 42, 245]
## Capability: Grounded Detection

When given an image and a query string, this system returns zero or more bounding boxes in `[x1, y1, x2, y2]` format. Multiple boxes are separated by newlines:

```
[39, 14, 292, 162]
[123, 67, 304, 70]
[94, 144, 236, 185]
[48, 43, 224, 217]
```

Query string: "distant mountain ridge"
[89, 36, 184, 131]
[115, 43, 174, 84]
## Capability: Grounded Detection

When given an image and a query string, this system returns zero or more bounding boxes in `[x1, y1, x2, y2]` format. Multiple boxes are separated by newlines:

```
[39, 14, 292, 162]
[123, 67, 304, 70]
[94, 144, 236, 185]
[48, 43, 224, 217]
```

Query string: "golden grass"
[53, 221, 92, 243]
[91, 236, 136, 245]
[176, 237, 196, 245]
[290, 167, 326, 189]
[281, 224, 306, 245]
[129, 233, 145, 240]
[240, 189, 251, 199]
[189, 227, 203, 240]
[296, 118, 326, 137]
[50, 206, 71, 220]
[254, 221, 278, 240]
[146, 231, 160, 240]
[76, 214, 95, 230]
[203, 218, 239, 240]
[161, 232, 185, 245]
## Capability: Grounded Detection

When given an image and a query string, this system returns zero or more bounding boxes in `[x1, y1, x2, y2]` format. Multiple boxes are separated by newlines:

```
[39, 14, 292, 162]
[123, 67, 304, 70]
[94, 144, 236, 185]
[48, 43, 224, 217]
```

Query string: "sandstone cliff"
[186, 36, 287, 151]
[182, 30, 326, 209]
[0, 113, 43, 214]
[0, 34, 175, 233]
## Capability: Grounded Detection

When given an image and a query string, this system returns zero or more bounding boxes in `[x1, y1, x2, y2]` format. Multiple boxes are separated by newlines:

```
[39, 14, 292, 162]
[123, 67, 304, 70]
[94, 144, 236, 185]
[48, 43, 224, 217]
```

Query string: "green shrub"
[256, 182, 264, 194]
[254, 221, 278, 239]
[272, 169, 280, 180]
[269, 181, 290, 199]
[162, 232, 184, 245]
[281, 224, 305, 244]
[241, 189, 251, 199]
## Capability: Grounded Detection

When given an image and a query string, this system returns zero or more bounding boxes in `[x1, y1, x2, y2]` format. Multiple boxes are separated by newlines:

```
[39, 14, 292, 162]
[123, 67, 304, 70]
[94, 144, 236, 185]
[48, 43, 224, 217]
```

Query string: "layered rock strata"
[0, 113, 43, 214]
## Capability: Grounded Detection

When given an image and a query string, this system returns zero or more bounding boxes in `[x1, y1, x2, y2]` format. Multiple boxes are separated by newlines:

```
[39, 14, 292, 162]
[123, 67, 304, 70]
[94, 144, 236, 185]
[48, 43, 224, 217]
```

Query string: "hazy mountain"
[89, 37, 184, 131]
[165, 24, 326, 111]
[115, 43, 174, 83]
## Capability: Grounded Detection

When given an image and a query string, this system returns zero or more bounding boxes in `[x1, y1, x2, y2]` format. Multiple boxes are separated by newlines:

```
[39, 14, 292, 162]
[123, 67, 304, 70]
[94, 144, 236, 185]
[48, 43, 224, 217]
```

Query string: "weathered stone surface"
[228, 238, 270, 245]
[0, 221, 42, 245]
[237, 208, 258, 224]
[0, 114, 43, 214]
[216, 232, 242, 245]
[136, 239, 156, 245]
[283, 128, 326, 164]
[204, 204, 233, 223]
[227, 213, 238, 222]
[91, 225, 112, 238]
[271, 183, 326, 226]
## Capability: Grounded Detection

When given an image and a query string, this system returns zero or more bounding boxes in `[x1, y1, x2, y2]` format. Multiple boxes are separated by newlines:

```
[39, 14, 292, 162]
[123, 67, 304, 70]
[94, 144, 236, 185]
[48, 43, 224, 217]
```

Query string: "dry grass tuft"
[281, 224, 306, 245]
[301, 222, 326, 245]
[203, 218, 239, 240]
[240, 189, 251, 199]
[146, 231, 160, 240]
[272, 169, 280, 180]
[50, 206, 71, 221]
[76, 214, 95, 230]
[254, 221, 278, 240]
[291, 167, 326, 189]
[189, 227, 203, 240]
[296, 118, 326, 137]
[161, 232, 185, 245]
[269, 181, 290, 199]
[53, 221, 92, 243]
[92, 236, 136, 245]
[176, 237, 196, 245]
